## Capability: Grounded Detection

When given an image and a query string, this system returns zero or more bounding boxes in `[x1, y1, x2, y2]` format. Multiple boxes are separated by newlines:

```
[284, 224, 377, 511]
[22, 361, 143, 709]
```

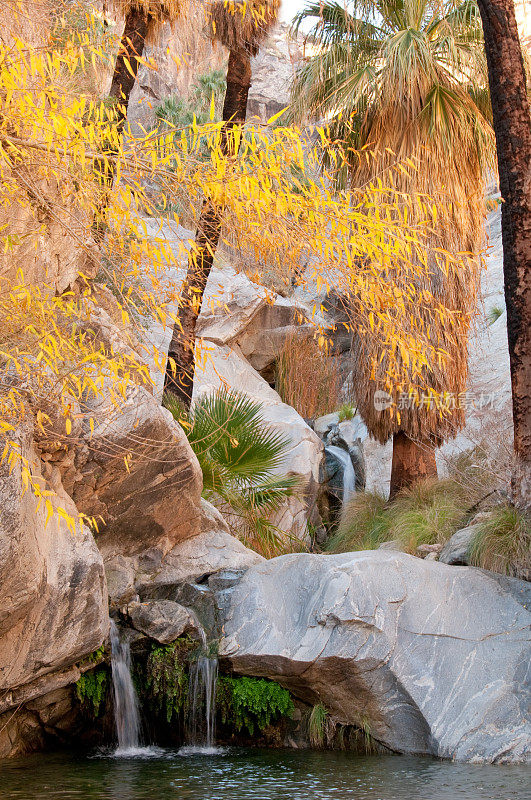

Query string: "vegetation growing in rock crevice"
[217, 676, 294, 735]
[307, 703, 382, 754]
[75, 666, 109, 717]
[141, 639, 195, 723]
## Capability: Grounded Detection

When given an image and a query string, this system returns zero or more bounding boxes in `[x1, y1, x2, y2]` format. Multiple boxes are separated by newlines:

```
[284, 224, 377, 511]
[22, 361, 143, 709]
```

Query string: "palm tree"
[476, 0, 531, 511]
[290, 0, 495, 499]
[110, 0, 182, 124]
[163, 0, 280, 408]
[93, 0, 182, 241]
[166, 389, 300, 554]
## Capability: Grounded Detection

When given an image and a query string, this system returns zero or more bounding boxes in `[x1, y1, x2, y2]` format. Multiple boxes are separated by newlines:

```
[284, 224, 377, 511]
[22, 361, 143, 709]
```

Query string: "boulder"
[105, 498, 263, 607]
[144, 499, 265, 589]
[197, 264, 317, 374]
[0, 421, 108, 710]
[193, 343, 323, 540]
[71, 385, 203, 560]
[127, 600, 200, 644]
[439, 525, 478, 566]
[218, 550, 531, 763]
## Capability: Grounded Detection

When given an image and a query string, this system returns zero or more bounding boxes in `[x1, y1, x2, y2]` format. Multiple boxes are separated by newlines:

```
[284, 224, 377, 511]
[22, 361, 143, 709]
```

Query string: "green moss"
[217, 676, 294, 736]
[86, 645, 105, 664]
[75, 667, 108, 717]
[144, 641, 191, 723]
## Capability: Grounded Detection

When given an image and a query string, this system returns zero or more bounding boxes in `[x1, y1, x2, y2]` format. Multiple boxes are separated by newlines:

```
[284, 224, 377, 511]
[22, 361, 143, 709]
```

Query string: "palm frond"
[289, 0, 495, 444]
[187, 389, 292, 481]
[168, 388, 299, 554]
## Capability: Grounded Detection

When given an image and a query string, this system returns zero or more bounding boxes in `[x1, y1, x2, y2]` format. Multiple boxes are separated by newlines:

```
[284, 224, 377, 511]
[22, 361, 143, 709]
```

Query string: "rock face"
[72, 385, 203, 559]
[105, 496, 263, 607]
[218, 551, 531, 763]
[0, 422, 108, 757]
[127, 600, 200, 644]
[145, 499, 265, 589]
[196, 263, 312, 375]
[247, 23, 304, 123]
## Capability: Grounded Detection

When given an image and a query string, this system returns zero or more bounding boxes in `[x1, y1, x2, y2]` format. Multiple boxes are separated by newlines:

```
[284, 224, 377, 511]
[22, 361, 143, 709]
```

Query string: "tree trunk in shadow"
[92, 9, 149, 243]
[477, 0, 531, 510]
[163, 49, 252, 408]
[389, 432, 438, 501]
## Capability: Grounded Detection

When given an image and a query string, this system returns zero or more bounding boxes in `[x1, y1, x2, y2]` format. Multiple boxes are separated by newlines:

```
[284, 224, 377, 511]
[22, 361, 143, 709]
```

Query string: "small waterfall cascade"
[325, 445, 357, 509]
[109, 619, 142, 754]
[181, 625, 219, 755]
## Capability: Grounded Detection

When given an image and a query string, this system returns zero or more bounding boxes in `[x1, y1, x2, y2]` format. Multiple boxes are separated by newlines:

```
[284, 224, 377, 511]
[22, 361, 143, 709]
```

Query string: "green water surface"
[1, 747, 529, 800]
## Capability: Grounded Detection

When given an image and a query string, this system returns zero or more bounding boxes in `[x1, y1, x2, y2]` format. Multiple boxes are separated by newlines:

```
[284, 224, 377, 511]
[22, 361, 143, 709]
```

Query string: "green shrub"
[144, 641, 191, 723]
[326, 491, 390, 552]
[167, 389, 300, 556]
[337, 403, 355, 422]
[468, 504, 530, 577]
[390, 479, 471, 552]
[217, 676, 294, 735]
[75, 667, 108, 717]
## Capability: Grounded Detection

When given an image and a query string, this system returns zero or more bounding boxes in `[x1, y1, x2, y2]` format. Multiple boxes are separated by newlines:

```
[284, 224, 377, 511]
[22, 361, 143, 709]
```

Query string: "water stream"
[109, 620, 142, 755]
[326, 444, 357, 509]
[181, 654, 219, 754]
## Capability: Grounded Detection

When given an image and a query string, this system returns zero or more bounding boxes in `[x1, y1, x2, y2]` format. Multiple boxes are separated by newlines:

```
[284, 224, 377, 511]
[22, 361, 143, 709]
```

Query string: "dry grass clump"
[114, 0, 182, 22]
[468, 505, 531, 578]
[326, 478, 472, 555]
[326, 491, 390, 553]
[275, 330, 341, 419]
[207, 0, 280, 55]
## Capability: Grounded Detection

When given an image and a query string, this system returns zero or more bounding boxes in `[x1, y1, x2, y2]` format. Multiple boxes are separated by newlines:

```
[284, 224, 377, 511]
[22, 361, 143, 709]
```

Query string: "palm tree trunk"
[476, 0, 531, 509]
[110, 10, 150, 123]
[93, 9, 149, 243]
[389, 432, 437, 501]
[163, 49, 252, 408]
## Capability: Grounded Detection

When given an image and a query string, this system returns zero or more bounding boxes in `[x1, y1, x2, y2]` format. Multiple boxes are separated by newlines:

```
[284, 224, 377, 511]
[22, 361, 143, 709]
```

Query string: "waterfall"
[326, 445, 356, 509]
[186, 655, 218, 751]
[109, 620, 142, 754]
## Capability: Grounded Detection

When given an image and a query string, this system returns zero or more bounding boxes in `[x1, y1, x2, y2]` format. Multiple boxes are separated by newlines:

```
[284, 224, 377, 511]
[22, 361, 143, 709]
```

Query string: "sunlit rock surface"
[0, 421, 108, 757]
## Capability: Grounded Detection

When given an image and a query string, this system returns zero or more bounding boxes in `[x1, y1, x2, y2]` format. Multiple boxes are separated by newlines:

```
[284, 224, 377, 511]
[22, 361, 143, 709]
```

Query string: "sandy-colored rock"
[104, 498, 263, 606]
[0, 421, 108, 698]
[72, 385, 202, 560]
[219, 550, 531, 763]
[143, 499, 264, 589]
[197, 265, 313, 373]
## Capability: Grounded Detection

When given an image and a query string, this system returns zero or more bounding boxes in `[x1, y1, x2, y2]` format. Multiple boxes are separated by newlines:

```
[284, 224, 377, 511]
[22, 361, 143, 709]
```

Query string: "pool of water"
[1, 747, 529, 800]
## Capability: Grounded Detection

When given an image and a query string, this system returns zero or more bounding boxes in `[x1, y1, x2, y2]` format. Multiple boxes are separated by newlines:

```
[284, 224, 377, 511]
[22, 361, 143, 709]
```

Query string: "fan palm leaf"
[167, 389, 301, 551]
